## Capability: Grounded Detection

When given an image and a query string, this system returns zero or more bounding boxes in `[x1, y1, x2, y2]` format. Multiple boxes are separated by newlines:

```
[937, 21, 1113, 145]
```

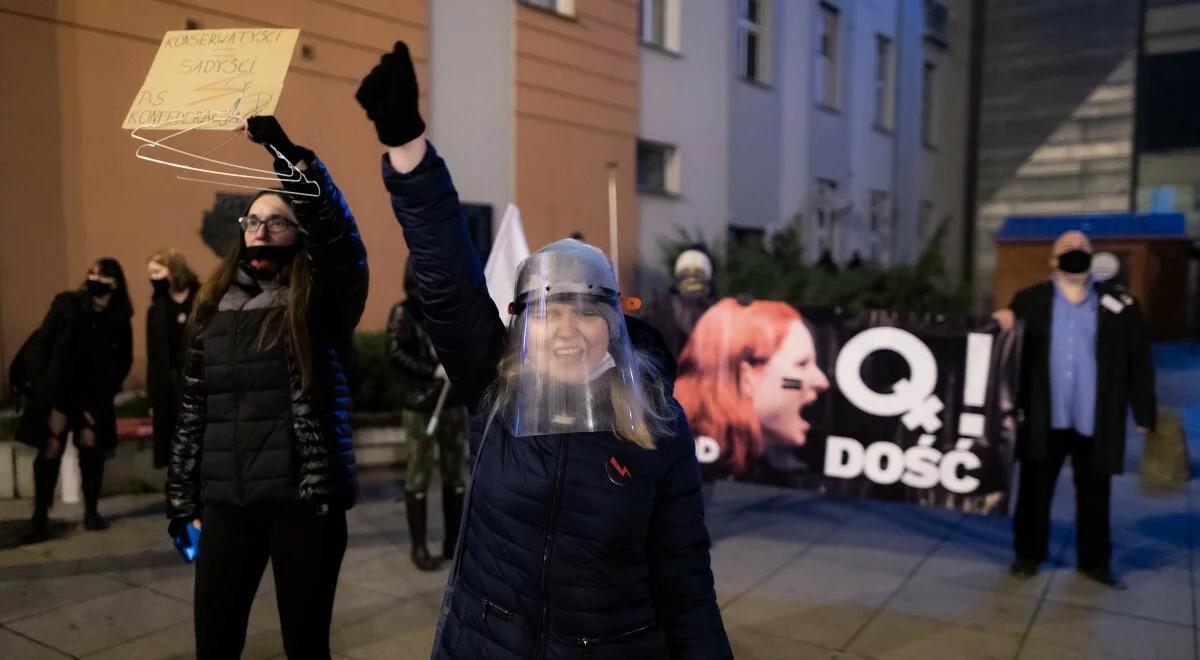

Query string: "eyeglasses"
[238, 215, 298, 234]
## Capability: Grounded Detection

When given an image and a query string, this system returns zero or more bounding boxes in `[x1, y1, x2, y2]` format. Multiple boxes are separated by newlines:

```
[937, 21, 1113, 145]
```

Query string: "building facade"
[0, 0, 977, 395]
[636, 0, 975, 292]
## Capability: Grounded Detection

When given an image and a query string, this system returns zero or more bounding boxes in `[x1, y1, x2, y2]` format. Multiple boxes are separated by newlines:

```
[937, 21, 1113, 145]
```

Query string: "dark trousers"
[194, 501, 348, 660]
[1013, 429, 1112, 571]
[34, 436, 106, 516]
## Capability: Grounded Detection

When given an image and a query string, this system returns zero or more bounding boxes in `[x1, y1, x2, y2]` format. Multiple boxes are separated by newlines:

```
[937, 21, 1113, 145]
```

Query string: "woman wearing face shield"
[359, 42, 731, 659]
[18, 258, 133, 539]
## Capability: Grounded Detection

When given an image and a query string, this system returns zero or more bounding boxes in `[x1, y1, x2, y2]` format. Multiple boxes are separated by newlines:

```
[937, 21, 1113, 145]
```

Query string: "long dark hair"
[189, 190, 314, 388]
[85, 258, 133, 317]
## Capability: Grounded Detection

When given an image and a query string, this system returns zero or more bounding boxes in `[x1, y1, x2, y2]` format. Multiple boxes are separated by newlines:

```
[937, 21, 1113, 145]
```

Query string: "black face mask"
[242, 244, 300, 265]
[151, 278, 171, 297]
[86, 279, 113, 297]
[1057, 249, 1092, 274]
[240, 244, 300, 280]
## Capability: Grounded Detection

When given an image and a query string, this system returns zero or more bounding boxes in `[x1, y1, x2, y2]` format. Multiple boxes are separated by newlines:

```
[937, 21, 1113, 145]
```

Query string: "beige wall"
[515, 1, 640, 289]
[0, 0, 428, 393]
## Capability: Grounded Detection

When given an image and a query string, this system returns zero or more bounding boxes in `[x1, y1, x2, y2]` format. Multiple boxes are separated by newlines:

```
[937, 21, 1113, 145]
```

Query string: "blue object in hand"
[173, 522, 201, 563]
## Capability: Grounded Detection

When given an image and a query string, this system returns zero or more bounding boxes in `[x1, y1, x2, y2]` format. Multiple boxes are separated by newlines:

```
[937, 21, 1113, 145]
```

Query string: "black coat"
[385, 144, 731, 660]
[167, 150, 368, 520]
[146, 285, 197, 468]
[17, 291, 133, 450]
[386, 299, 463, 411]
[1010, 279, 1157, 475]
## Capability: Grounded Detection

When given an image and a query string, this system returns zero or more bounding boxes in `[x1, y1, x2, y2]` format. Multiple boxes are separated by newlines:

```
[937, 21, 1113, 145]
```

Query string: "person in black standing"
[994, 230, 1157, 589]
[165, 115, 368, 659]
[387, 260, 467, 572]
[145, 248, 199, 469]
[18, 258, 133, 538]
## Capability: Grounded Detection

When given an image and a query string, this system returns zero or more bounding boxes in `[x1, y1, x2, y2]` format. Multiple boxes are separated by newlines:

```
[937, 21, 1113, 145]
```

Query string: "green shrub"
[657, 216, 970, 316]
[353, 331, 406, 414]
[113, 395, 150, 418]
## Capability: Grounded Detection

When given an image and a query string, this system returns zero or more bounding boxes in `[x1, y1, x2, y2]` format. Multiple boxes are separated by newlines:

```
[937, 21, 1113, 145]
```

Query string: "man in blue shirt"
[994, 231, 1157, 589]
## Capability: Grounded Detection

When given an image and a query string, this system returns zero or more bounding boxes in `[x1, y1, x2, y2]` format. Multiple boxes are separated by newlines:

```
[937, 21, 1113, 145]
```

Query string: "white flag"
[484, 203, 531, 325]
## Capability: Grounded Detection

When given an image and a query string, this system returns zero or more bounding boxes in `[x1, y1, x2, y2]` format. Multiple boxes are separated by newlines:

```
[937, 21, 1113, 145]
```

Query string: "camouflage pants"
[402, 406, 467, 494]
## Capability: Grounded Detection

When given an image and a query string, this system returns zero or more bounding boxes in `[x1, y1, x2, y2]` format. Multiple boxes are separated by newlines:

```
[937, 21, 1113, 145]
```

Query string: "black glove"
[355, 41, 426, 146]
[168, 516, 196, 541]
[245, 115, 307, 164]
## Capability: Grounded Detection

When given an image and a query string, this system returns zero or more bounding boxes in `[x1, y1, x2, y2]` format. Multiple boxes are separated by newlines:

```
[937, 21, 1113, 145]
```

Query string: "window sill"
[873, 124, 895, 136]
[641, 41, 682, 58]
[738, 76, 773, 90]
[816, 103, 841, 116]
[518, 2, 578, 22]
[638, 188, 682, 200]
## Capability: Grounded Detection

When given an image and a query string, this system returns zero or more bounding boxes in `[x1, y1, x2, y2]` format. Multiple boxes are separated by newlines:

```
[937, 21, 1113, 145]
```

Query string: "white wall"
[429, 0, 515, 224]
[848, 0, 901, 263]
[809, 0, 853, 262]
[637, 0, 732, 290]
[919, 0, 973, 273]
[777, 0, 815, 248]
[728, 0, 783, 232]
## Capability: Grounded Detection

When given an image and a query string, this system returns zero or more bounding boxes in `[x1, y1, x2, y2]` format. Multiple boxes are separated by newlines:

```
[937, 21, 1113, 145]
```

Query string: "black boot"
[442, 483, 465, 560]
[80, 450, 109, 531]
[405, 491, 440, 571]
[29, 457, 61, 541]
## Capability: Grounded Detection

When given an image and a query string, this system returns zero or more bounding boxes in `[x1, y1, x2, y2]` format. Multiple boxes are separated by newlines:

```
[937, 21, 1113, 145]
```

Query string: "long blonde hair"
[481, 335, 676, 449]
[148, 248, 199, 293]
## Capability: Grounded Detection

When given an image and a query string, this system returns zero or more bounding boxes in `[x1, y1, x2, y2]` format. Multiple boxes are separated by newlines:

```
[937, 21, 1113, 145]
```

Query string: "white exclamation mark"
[958, 332, 993, 438]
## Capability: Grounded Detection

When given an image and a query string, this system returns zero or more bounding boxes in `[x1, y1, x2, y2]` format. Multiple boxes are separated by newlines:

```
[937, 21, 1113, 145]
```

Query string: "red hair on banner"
[675, 298, 828, 480]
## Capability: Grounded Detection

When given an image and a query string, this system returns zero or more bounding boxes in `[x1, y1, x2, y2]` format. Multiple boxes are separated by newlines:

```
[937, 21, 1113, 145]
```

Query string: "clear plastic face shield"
[501, 240, 651, 438]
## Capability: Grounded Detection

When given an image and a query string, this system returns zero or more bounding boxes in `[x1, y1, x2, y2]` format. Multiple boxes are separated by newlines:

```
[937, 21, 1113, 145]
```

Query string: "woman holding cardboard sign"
[165, 115, 368, 659]
[360, 42, 731, 660]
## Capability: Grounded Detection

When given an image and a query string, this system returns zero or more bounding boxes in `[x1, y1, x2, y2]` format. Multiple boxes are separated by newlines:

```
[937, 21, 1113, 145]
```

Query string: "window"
[520, 0, 575, 18]
[642, 0, 681, 52]
[923, 0, 949, 48]
[816, 3, 840, 107]
[870, 190, 892, 265]
[637, 140, 680, 195]
[737, 0, 770, 84]
[874, 35, 895, 129]
[922, 60, 937, 146]
[816, 179, 839, 252]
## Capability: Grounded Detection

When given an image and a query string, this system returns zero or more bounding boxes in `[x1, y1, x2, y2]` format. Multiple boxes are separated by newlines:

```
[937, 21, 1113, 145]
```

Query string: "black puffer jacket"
[167, 150, 368, 520]
[385, 144, 731, 660]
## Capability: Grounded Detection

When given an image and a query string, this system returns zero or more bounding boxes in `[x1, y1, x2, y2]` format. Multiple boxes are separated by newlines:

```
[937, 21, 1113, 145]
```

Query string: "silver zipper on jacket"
[480, 597, 513, 624]
[533, 435, 569, 660]
[575, 620, 657, 657]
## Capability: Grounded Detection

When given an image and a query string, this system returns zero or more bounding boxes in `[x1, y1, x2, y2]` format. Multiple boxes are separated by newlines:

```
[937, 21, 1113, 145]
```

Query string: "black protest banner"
[675, 298, 1021, 515]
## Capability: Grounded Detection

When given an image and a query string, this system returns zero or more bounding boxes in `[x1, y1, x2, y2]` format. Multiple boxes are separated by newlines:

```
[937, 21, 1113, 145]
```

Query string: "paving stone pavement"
[0, 344, 1196, 659]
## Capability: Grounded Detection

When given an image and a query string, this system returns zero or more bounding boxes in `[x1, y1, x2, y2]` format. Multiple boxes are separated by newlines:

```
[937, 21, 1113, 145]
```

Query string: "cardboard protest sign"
[123, 28, 300, 130]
